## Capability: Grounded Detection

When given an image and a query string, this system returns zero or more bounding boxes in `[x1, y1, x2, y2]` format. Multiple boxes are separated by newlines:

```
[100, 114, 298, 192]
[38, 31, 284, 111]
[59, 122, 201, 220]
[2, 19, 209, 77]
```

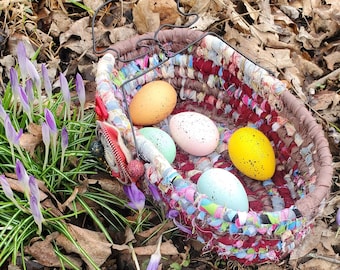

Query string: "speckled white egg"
[197, 168, 249, 212]
[139, 127, 176, 163]
[169, 112, 219, 156]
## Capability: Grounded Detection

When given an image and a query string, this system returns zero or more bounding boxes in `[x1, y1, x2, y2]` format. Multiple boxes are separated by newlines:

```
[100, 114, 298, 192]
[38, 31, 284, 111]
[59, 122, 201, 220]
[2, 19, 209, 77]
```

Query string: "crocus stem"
[15, 145, 26, 163]
[51, 133, 57, 161]
[60, 149, 65, 173]
[9, 143, 15, 165]
[128, 242, 141, 270]
[43, 146, 49, 171]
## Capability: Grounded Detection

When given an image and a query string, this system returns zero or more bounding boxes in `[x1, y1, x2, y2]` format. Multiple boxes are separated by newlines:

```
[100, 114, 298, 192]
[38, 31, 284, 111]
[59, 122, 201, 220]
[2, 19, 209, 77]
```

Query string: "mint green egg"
[139, 127, 176, 163]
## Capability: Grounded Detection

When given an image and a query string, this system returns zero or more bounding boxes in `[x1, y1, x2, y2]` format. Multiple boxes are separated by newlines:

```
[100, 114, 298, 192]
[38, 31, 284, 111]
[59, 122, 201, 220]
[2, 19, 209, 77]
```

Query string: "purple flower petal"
[123, 183, 145, 212]
[9, 67, 19, 98]
[26, 59, 41, 91]
[75, 73, 85, 107]
[146, 237, 162, 270]
[41, 64, 52, 99]
[61, 126, 68, 151]
[0, 101, 6, 121]
[44, 108, 57, 134]
[337, 208, 340, 226]
[29, 175, 40, 202]
[148, 183, 161, 202]
[0, 175, 14, 201]
[59, 73, 70, 107]
[17, 42, 28, 80]
[15, 159, 30, 195]
[4, 114, 22, 145]
[19, 86, 30, 116]
[25, 79, 35, 104]
[41, 122, 50, 148]
[29, 192, 43, 234]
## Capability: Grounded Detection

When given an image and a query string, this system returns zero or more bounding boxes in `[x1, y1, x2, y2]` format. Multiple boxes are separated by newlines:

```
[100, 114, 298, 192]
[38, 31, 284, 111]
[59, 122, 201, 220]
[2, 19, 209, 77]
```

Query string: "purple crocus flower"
[59, 73, 71, 119]
[17, 42, 28, 81]
[9, 67, 20, 100]
[41, 122, 50, 148]
[29, 175, 44, 234]
[19, 86, 32, 122]
[61, 126, 68, 151]
[25, 59, 41, 91]
[123, 183, 145, 212]
[167, 210, 192, 235]
[44, 108, 57, 134]
[25, 79, 35, 105]
[41, 64, 52, 99]
[148, 183, 161, 202]
[4, 114, 23, 146]
[75, 73, 85, 107]
[15, 159, 29, 196]
[0, 101, 6, 121]
[0, 174, 14, 201]
[146, 236, 162, 270]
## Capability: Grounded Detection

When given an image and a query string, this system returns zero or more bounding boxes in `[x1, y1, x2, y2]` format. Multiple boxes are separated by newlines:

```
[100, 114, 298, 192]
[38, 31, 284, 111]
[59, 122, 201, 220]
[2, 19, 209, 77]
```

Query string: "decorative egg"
[129, 80, 177, 125]
[169, 112, 219, 156]
[197, 168, 249, 212]
[228, 127, 275, 181]
[139, 127, 176, 163]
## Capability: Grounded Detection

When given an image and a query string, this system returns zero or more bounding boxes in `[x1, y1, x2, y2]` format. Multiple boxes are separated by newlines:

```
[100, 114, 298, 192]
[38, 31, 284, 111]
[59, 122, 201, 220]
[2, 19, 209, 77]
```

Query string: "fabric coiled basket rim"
[95, 28, 333, 264]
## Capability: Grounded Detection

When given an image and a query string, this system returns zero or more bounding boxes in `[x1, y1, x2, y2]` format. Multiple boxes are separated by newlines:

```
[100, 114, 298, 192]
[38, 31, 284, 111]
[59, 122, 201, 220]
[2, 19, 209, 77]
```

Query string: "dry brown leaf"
[25, 233, 83, 268]
[189, 12, 220, 31]
[299, 258, 340, 270]
[293, 53, 324, 78]
[49, 10, 73, 38]
[311, 91, 340, 111]
[290, 219, 337, 266]
[302, 0, 321, 17]
[56, 224, 112, 270]
[83, 0, 104, 13]
[19, 123, 42, 156]
[324, 51, 340, 71]
[133, 240, 178, 256]
[133, 0, 180, 34]
[59, 17, 93, 55]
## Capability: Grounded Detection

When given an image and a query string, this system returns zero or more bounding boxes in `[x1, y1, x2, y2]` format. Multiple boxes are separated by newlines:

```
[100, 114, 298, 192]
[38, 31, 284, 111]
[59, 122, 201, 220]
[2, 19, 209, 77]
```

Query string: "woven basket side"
[281, 91, 333, 217]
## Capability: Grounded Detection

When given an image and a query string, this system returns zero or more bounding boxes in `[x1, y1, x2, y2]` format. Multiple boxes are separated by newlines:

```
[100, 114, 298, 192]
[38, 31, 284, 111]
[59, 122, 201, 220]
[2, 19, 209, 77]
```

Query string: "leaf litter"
[0, 0, 340, 269]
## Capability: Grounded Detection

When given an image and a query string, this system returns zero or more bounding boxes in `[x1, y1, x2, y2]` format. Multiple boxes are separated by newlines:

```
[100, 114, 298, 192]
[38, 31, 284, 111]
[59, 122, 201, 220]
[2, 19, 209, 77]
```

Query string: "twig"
[307, 252, 340, 264]
[307, 67, 340, 93]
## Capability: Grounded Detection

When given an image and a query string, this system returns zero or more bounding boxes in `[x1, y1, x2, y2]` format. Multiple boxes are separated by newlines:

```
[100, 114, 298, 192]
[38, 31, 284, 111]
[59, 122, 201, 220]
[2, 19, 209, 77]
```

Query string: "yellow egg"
[228, 127, 275, 181]
[129, 81, 177, 125]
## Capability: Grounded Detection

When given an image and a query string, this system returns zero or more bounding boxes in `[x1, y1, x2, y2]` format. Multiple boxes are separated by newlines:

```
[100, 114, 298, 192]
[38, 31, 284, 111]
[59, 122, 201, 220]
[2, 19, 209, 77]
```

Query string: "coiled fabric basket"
[95, 29, 333, 265]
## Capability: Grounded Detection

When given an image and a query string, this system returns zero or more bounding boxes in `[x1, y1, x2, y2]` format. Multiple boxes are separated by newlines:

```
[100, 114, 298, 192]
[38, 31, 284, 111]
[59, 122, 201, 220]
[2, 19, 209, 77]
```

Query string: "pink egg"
[169, 112, 219, 156]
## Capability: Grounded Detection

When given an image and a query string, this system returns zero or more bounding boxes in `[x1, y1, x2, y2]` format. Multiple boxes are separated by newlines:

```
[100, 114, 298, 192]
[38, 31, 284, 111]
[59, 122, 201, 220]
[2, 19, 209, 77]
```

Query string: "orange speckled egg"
[129, 81, 177, 125]
[228, 127, 276, 181]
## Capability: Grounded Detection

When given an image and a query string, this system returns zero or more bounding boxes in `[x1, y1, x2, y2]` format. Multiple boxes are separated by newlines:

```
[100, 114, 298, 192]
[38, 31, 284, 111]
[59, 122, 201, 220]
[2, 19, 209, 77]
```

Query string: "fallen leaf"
[311, 91, 340, 111]
[133, 0, 180, 34]
[56, 223, 112, 270]
[324, 51, 340, 70]
[19, 123, 42, 156]
[49, 10, 73, 38]
[59, 17, 93, 55]
[83, 0, 104, 13]
[133, 240, 178, 256]
[25, 233, 83, 268]
[289, 219, 337, 267]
